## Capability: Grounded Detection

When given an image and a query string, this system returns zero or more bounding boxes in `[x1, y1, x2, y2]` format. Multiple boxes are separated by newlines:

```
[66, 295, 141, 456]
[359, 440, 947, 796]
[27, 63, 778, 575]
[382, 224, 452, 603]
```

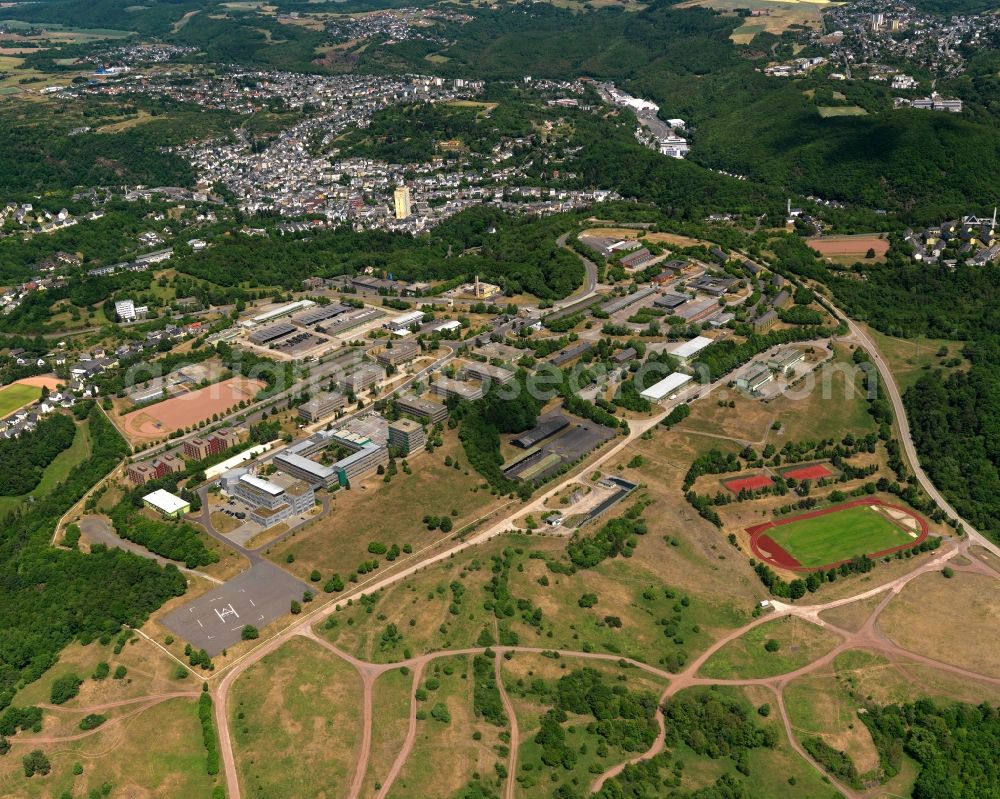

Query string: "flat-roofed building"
[383, 310, 425, 332]
[298, 391, 346, 423]
[388, 418, 425, 455]
[512, 414, 569, 448]
[292, 303, 351, 328]
[376, 337, 419, 367]
[472, 342, 528, 364]
[395, 394, 448, 425]
[735, 362, 773, 394]
[248, 322, 295, 346]
[431, 377, 484, 402]
[600, 286, 658, 316]
[460, 361, 515, 386]
[337, 364, 386, 395]
[222, 469, 315, 528]
[767, 347, 806, 374]
[640, 372, 693, 403]
[548, 341, 592, 366]
[316, 307, 386, 337]
[669, 335, 714, 364]
[654, 292, 691, 310]
[142, 488, 190, 518]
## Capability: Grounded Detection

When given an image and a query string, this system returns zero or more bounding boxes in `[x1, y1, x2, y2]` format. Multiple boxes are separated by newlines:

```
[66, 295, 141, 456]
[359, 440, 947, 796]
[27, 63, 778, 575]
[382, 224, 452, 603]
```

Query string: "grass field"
[362, 667, 413, 798]
[0, 697, 215, 799]
[267, 432, 507, 583]
[766, 505, 914, 568]
[666, 685, 839, 798]
[817, 105, 868, 117]
[699, 616, 841, 679]
[389, 655, 503, 799]
[321, 531, 749, 671]
[879, 570, 1000, 679]
[0, 382, 40, 416]
[861, 324, 967, 391]
[231, 636, 363, 798]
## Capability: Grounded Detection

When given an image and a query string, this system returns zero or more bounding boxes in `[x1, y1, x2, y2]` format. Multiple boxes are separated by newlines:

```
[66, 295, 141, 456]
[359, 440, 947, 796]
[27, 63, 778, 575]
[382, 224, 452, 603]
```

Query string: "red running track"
[747, 498, 930, 573]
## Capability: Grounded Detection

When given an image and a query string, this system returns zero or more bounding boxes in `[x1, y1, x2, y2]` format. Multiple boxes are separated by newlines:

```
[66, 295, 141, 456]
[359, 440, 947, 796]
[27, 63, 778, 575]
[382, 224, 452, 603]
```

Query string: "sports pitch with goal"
[767, 505, 915, 568]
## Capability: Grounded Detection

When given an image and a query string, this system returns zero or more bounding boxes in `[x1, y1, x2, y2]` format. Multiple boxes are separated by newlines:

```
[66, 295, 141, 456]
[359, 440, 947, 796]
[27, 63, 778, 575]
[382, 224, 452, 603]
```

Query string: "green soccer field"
[0, 383, 40, 417]
[768, 505, 916, 568]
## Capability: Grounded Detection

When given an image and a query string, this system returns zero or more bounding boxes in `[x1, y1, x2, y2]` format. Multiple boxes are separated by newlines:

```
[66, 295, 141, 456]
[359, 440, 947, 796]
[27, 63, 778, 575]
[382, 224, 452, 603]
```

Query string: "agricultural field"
[751, 501, 924, 571]
[675, 0, 830, 42]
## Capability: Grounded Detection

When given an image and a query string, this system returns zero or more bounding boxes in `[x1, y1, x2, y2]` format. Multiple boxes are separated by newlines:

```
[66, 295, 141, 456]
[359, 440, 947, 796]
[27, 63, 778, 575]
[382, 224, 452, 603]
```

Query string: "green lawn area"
[0, 382, 40, 416]
[768, 505, 914, 568]
[699, 616, 841, 680]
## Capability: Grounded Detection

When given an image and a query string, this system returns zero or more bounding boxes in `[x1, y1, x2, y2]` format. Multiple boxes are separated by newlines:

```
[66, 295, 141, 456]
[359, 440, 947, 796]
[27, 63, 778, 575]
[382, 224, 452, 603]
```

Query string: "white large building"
[640, 372, 693, 403]
[669, 335, 714, 364]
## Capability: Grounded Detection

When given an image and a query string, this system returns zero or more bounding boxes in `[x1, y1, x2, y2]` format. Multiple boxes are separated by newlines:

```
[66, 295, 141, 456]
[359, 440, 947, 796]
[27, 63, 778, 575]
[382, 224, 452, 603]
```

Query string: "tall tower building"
[393, 186, 412, 220]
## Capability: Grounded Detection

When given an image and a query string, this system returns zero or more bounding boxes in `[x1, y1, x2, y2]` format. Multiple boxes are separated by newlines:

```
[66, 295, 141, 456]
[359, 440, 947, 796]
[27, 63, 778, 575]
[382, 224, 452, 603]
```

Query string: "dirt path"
[376, 661, 425, 799]
[11, 692, 200, 746]
[495, 656, 519, 799]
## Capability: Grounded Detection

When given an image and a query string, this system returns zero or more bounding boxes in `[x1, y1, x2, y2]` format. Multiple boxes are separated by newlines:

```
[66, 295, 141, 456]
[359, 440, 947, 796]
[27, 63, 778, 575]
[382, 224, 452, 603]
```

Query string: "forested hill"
[0, 406, 186, 712]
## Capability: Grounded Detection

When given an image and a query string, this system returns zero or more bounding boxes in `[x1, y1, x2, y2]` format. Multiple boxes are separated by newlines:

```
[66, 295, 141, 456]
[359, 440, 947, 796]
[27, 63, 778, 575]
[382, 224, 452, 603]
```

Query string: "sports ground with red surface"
[748, 498, 929, 572]
[723, 474, 774, 493]
[782, 463, 834, 481]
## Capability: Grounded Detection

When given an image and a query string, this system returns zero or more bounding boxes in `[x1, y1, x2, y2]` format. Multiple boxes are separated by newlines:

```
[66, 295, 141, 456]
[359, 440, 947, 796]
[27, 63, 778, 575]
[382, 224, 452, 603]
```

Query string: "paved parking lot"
[162, 562, 311, 656]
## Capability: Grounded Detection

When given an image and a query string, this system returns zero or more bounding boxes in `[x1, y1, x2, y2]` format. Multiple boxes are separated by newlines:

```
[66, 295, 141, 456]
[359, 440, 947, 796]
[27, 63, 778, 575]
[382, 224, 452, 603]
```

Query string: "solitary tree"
[241, 625, 260, 640]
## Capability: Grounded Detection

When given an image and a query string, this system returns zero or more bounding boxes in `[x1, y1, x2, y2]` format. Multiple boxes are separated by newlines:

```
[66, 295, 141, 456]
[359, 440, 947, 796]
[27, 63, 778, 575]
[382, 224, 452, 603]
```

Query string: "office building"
[388, 418, 426, 455]
[395, 394, 449, 425]
[298, 391, 346, 423]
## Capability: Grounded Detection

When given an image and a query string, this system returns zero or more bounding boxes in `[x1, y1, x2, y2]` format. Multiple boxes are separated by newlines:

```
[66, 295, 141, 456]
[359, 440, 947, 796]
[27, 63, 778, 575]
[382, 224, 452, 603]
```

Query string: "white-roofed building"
[142, 489, 190, 518]
[640, 372, 693, 403]
[669, 335, 714, 364]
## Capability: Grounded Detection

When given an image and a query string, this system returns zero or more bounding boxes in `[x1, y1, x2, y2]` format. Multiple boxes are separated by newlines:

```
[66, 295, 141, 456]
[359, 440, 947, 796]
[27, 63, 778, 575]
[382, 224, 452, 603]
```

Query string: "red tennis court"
[724, 474, 774, 493]
[783, 464, 833, 481]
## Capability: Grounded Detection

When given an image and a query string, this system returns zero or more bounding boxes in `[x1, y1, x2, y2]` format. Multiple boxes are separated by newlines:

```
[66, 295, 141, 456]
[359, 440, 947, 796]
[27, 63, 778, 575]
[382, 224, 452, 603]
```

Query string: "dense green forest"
[175, 206, 584, 298]
[334, 99, 537, 163]
[0, 101, 238, 198]
[0, 413, 77, 496]
[0, 406, 186, 713]
[861, 700, 1000, 799]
